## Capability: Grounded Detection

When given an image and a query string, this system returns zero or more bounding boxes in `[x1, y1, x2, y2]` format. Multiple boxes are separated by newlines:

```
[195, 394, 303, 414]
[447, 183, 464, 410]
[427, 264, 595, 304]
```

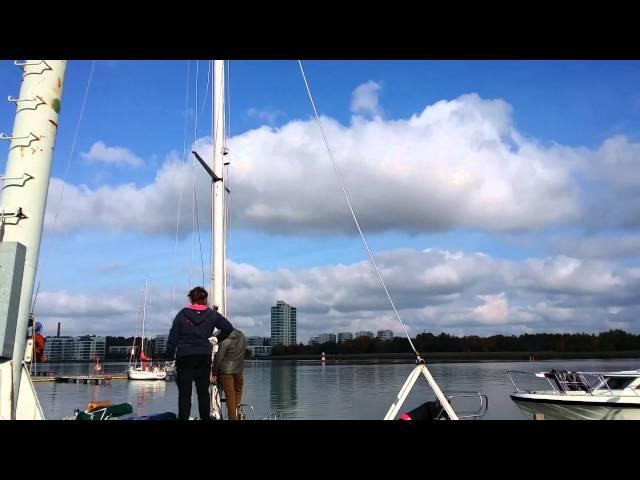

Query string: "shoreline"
[263, 350, 640, 361]
[39, 350, 640, 364]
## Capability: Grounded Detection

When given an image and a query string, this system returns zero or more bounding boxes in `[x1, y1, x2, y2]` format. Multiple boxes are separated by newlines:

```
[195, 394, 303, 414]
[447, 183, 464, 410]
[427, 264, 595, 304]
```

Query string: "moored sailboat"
[128, 279, 166, 381]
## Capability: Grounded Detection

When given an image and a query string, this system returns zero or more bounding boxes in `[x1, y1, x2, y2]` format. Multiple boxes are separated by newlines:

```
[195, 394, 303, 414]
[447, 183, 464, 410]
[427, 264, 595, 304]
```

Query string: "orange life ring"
[95, 364, 102, 372]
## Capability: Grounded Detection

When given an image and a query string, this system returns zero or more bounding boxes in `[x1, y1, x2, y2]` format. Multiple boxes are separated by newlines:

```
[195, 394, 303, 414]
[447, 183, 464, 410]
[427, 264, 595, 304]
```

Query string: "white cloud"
[350, 80, 383, 117]
[549, 234, 640, 259]
[247, 107, 284, 125]
[36, 291, 136, 318]
[81, 141, 144, 167]
[473, 293, 509, 324]
[45, 149, 193, 234]
[46, 94, 602, 236]
[35, 248, 640, 339]
[591, 135, 640, 189]
[515, 256, 631, 296]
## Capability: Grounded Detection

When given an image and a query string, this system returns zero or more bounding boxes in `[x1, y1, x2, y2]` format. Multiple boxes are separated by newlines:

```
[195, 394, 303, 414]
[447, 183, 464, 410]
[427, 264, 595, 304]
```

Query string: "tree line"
[271, 330, 640, 356]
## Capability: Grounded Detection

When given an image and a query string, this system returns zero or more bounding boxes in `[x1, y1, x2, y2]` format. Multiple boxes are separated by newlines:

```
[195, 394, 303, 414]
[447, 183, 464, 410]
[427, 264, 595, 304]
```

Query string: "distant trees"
[103, 330, 640, 358]
[270, 330, 640, 356]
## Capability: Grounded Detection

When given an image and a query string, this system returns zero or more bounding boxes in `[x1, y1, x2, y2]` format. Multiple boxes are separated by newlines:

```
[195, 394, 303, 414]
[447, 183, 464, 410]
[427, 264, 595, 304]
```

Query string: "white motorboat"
[508, 368, 640, 420]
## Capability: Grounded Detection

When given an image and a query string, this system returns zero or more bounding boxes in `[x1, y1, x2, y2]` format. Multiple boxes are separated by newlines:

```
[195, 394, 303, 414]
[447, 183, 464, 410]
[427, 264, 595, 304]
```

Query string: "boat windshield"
[602, 376, 635, 390]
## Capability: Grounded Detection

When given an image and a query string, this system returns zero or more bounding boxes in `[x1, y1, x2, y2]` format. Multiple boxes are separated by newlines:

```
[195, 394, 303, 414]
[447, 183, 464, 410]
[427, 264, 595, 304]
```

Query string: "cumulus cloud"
[473, 293, 509, 324]
[34, 248, 640, 339]
[549, 234, 640, 259]
[350, 80, 382, 117]
[575, 135, 640, 231]
[590, 135, 640, 189]
[81, 141, 144, 167]
[36, 291, 136, 318]
[44, 93, 617, 236]
[45, 148, 195, 234]
[515, 256, 636, 297]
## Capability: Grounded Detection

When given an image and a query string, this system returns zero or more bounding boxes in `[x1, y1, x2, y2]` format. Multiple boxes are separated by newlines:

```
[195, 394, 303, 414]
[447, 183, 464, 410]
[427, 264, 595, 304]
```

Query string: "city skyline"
[310, 329, 395, 345]
[39, 307, 385, 341]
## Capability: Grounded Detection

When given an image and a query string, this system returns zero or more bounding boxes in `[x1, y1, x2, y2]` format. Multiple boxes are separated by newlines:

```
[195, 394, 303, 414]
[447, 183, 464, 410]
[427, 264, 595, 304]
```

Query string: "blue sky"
[2, 60, 640, 340]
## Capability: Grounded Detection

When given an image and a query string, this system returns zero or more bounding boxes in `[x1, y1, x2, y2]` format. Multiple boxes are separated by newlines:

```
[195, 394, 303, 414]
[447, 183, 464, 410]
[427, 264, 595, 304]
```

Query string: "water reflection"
[34, 359, 640, 420]
[270, 361, 297, 418]
[128, 381, 166, 416]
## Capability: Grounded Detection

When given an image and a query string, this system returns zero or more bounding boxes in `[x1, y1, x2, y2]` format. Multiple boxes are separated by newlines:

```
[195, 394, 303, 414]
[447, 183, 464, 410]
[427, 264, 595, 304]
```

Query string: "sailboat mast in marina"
[128, 279, 166, 380]
[211, 59, 227, 315]
[192, 59, 227, 313]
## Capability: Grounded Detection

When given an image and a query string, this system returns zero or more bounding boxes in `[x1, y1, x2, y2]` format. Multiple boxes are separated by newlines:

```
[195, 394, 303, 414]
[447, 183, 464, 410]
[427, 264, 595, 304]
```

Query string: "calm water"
[33, 359, 640, 420]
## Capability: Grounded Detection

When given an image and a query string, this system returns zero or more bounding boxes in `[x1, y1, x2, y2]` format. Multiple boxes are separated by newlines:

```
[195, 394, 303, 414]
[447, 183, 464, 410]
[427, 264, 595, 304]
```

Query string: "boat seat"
[547, 370, 590, 392]
[548, 370, 567, 392]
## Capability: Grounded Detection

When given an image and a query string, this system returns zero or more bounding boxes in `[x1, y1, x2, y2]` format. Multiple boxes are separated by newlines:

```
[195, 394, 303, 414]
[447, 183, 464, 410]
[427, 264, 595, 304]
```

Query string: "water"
[34, 358, 640, 420]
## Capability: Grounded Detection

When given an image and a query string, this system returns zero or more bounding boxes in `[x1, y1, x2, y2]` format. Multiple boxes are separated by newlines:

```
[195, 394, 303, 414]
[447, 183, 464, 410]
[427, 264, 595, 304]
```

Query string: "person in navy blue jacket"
[166, 286, 233, 420]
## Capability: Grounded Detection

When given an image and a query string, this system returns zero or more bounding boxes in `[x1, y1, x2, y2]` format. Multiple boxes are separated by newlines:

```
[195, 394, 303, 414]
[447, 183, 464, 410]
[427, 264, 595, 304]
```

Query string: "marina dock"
[55, 375, 112, 384]
[30, 374, 129, 383]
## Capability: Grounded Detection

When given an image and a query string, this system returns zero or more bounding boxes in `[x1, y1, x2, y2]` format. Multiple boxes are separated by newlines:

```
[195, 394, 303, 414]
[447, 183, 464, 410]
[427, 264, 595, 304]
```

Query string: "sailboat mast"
[141, 278, 147, 355]
[211, 60, 226, 316]
[0, 60, 67, 415]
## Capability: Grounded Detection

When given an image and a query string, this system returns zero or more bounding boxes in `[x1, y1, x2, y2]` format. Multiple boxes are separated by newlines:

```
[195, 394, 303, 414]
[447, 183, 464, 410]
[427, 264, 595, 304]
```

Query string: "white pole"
[212, 60, 226, 316]
[0, 60, 67, 417]
[383, 364, 459, 420]
[141, 278, 147, 358]
[419, 365, 458, 420]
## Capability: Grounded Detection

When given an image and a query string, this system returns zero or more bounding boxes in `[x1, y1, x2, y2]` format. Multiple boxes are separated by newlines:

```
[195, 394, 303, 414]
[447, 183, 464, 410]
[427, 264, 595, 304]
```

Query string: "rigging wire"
[31, 60, 96, 314]
[172, 60, 191, 308]
[191, 61, 206, 287]
[296, 60, 422, 361]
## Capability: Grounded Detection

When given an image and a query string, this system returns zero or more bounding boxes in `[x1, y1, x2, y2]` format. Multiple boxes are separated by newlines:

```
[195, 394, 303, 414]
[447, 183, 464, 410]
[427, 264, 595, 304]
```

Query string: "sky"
[2, 59, 640, 342]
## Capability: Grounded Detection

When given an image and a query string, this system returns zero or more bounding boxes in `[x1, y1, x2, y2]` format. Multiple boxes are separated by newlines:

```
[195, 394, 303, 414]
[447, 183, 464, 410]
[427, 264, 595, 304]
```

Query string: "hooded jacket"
[165, 304, 234, 358]
[212, 329, 247, 375]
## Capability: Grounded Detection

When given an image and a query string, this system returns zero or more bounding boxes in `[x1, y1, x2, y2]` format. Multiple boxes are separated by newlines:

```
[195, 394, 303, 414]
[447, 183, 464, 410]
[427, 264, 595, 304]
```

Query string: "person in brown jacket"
[210, 326, 247, 420]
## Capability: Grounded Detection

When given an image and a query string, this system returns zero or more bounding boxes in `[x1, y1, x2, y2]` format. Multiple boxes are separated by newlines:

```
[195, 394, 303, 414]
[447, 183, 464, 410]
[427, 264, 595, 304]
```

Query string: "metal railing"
[508, 370, 640, 397]
[237, 403, 256, 420]
[442, 391, 489, 419]
[261, 411, 284, 420]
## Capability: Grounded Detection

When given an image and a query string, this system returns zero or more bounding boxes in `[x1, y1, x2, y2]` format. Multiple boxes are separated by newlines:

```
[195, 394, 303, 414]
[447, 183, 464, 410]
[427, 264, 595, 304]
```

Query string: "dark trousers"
[176, 355, 212, 420]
